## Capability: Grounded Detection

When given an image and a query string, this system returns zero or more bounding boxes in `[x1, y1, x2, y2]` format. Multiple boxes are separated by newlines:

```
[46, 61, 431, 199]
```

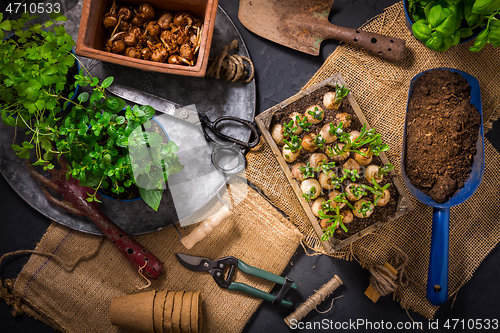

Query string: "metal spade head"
[401, 68, 485, 305]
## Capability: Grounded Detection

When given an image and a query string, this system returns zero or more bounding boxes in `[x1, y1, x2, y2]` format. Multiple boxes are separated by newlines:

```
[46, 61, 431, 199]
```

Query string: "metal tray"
[0, 2, 255, 235]
[255, 73, 413, 253]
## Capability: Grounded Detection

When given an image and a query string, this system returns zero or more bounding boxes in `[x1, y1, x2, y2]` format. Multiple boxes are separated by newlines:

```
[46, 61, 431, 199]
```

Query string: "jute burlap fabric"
[246, 1, 500, 320]
[4, 182, 302, 333]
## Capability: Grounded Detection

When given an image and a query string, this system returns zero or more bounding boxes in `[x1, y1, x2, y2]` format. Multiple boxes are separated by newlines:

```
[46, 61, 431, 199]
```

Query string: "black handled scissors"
[106, 84, 260, 174]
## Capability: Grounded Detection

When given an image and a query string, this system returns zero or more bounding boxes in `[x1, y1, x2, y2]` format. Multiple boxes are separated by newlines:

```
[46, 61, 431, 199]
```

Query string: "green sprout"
[299, 162, 316, 179]
[282, 119, 298, 137]
[362, 179, 391, 206]
[334, 84, 350, 105]
[283, 135, 302, 153]
[319, 202, 348, 241]
[377, 163, 394, 178]
[332, 192, 356, 210]
[343, 169, 360, 182]
[307, 106, 324, 121]
[358, 201, 374, 217]
[328, 122, 343, 137]
[349, 184, 367, 200]
[313, 134, 326, 149]
[318, 160, 336, 174]
[302, 186, 317, 202]
[295, 115, 312, 132]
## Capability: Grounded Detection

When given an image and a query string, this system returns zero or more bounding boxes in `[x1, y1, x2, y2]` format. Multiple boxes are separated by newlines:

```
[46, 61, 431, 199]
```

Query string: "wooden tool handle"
[324, 25, 405, 62]
[181, 205, 233, 250]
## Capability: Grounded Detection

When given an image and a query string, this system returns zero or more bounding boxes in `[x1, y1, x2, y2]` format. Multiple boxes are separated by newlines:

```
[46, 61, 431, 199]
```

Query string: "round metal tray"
[0, 2, 255, 235]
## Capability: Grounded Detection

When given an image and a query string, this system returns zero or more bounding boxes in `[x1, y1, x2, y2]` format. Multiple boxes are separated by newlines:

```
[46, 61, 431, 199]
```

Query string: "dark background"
[1, 0, 500, 332]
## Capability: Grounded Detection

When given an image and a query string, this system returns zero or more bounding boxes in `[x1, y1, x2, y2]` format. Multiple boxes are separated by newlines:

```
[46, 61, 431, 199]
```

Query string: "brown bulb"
[179, 44, 193, 60]
[145, 21, 160, 36]
[139, 3, 155, 20]
[123, 32, 137, 46]
[112, 40, 126, 53]
[118, 7, 132, 21]
[103, 15, 118, 28]
[158, 12, 173, 30]
[168, 54, 182, 65]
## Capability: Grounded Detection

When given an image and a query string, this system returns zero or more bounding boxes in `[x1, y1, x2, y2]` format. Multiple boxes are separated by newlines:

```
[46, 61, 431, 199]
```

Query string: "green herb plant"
[54, 73, 183, 211]
[0, 13, 76, 168]
[409, 0, 500, 52]
[319, 201, 348, 241]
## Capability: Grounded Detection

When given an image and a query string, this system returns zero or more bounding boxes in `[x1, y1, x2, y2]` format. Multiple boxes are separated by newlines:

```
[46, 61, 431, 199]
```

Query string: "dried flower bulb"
[301, 133, 318, 153]
[145, 21, 160, 36]
[168, 54, 182, 65]
[131, 13, 143, 27]
[352, 199, 374, 218]
[118, 6, 133, 21]
[179, 44, 194, 60]
[158, 12, 174, 30]
[139, 3, 155, 20]
[141, 47, 152, 60]
[123, 32, 137, 46]
[111, 39, 126, 53]
[291, 163, 306, 182]
[341, 210, 354, 223]
[173, 12, 193, 27]
[335, 112, 352, 129]
[354, 148, 372, 166]
[320, 123, 337, 144]
[125, 47, 141, 59]
[103, 15, 118, 28]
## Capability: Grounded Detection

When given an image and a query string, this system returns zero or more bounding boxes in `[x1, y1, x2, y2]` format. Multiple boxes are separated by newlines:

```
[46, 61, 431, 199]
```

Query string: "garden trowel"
[238, 0, 405, 62]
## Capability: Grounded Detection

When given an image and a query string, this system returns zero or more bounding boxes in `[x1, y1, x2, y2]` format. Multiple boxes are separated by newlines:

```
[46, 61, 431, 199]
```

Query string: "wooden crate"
[255, 73, 413, 253]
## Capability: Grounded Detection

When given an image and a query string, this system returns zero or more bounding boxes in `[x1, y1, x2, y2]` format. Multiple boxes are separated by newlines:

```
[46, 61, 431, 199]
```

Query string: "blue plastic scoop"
[401, 68, 485, 306]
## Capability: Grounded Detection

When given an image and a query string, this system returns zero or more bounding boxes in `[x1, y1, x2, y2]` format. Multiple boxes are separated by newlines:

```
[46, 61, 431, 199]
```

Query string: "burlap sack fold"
[246, 1, 500, 320]
[9, 182, 302, 333]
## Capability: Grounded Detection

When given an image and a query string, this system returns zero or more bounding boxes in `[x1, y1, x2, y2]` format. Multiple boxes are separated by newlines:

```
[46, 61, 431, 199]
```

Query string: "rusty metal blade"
[238, 0, 333, 55]
[238, 0, 405, 62]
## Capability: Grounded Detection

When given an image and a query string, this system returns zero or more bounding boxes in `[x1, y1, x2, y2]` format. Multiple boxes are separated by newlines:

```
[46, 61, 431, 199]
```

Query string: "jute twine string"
[206, 39, 255, 83]
[284, 275, 343, 327]
[0, 243, 103, 315]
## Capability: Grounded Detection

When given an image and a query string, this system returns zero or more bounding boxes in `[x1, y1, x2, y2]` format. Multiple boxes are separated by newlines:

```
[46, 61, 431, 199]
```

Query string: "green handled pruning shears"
[175, 253, 298, 307]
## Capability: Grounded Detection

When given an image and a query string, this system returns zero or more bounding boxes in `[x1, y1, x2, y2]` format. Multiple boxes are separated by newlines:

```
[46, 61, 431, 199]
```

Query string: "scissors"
[106, 84, 260, 174]
[176, 253, 297, 307]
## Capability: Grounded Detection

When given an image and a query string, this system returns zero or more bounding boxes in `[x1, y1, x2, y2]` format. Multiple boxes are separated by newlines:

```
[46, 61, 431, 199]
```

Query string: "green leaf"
[78, 92, 89, 103]
[488, 26, 500, 43]
[139, 187, 163, 211]
[428, 5, 450, 28]
[18, 79, 42, 100]
[425, 31, 445, 50]
[436, 14, 459, 36]
[459, 27, 474, 38]
[412, 20, 433, 40]
[472, 0, 500, 14]
[101, 77, 114, 88]
[0, 19, 11, 31]
[105, 97, 125, 112]
[4, 78, 14, 87]
[470, 27, 490, 51]
[116, 116, 126, 125]
[464, 4, 480, 26]
[140, 105, 156, 119]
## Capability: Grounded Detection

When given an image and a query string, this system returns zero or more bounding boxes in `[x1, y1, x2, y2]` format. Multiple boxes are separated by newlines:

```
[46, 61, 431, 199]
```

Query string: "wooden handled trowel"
[238, 0, 405, 62]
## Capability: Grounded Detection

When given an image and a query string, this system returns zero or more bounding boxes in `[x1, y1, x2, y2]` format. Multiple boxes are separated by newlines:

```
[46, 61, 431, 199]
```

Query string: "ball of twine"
[284, 275, 343, 327]
[206, 39, 255, 83]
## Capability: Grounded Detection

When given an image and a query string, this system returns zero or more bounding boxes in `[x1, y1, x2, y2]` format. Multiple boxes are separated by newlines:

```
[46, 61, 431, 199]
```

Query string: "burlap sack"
[3, 182, 302, 333]
[246, 1, 500, 319]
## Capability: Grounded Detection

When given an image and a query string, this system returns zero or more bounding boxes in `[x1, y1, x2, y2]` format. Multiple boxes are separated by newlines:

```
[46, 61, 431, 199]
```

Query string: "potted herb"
[0, 12, 78, 168]
[53, 73, 183, 211]
[404, 0, 500, 52]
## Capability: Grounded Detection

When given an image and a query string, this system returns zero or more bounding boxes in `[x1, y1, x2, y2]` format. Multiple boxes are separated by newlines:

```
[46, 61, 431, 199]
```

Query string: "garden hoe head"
[238, 0, 405, 62]
[401, 68, 485, 306]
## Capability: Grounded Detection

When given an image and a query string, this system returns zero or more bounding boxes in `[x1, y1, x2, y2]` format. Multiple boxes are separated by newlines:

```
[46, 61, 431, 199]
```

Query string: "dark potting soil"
[405, 69, 481, 204]
[272, 86, 399, 241]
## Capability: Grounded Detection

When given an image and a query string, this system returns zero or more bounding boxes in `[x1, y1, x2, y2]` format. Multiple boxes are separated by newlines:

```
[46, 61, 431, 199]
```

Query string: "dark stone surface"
[1, 0, 500, 332]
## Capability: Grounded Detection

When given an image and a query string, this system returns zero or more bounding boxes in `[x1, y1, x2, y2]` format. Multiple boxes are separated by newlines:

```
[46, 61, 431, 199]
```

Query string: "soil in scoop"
[405, 69, 481, 204]
[272, 86, 399, 240]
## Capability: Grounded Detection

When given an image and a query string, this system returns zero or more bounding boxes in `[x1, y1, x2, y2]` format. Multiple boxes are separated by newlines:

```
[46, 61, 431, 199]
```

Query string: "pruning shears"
[175, 253, 297, 307]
